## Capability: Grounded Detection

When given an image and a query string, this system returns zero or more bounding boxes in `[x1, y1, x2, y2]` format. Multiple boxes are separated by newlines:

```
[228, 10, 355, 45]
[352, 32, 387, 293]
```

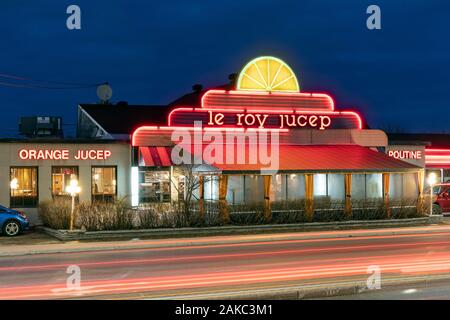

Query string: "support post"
[417, 170, 425, 215]
[263, 175, 272, 223]
[198, 175, 205, 223]
[218, 175, 229, 224]
[344, 173, 352, 218]
[305, 174, 314, 222]
[383, 173, 391, 218]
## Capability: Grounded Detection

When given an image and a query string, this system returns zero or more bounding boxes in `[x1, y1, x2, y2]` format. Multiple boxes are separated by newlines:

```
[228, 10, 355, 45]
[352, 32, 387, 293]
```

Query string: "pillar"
[344, 173, 352, 218]
[383, 173, 391, 218]
[417, 170, 425, 215]
[218, 175, 229, 224]
[198, 175, 205, 222]
[305, 174, 314, 221]
[263, 175, 272, 223]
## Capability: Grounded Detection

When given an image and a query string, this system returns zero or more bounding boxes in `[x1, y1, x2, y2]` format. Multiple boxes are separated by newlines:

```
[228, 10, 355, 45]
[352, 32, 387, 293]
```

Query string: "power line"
[0, 81, 99, 89]
[0, 72, 104, 89]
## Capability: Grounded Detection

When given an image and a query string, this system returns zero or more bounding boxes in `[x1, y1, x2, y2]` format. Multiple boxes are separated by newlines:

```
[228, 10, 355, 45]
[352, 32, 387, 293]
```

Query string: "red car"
[430, 183, 450, 214]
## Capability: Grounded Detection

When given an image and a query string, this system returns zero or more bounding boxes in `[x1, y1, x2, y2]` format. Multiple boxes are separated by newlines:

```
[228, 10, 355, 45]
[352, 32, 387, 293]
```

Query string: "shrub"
[39, 196, 427, 231]
[76, 198, 135, 231]
[38, 198, 72, 230]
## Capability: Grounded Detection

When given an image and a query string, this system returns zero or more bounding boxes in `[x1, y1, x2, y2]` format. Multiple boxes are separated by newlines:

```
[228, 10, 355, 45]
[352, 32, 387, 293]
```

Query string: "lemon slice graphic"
[236, 56, 300, 92]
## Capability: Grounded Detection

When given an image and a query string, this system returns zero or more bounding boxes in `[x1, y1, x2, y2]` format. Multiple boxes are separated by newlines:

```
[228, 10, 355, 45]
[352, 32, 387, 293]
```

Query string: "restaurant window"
[10, 167, 38, 207]
[272, 174, 287, 202]
[227, 175, 245, 204]
[366, 173, 383, 199]
[351, 174, 366, 200]
[389, 173, 403, 201]
[244, 175, 264, 204]
[286, 174, 305, 200]
[313, 174, 327, 197]
[92, 166, 117, 202]
[327, 174, 345, 200]
[51, 167, 78, 198]
[204, 175, 219, 201]
[139, 168, 170, 203]
[402, 173, 419, 201]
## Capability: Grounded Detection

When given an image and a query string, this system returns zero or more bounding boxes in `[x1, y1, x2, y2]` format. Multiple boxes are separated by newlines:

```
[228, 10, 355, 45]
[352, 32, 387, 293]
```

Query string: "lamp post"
[66, 178, 81, 231]
[427, 172, 437, 216]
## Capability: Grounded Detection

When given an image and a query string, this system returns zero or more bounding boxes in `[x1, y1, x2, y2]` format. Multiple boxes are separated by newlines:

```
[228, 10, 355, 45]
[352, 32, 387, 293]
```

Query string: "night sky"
[1, 0, 449, 137]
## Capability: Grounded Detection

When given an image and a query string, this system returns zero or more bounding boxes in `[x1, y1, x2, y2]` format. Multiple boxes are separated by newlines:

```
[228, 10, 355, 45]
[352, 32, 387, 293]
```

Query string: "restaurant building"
[3, 56, 434, 225]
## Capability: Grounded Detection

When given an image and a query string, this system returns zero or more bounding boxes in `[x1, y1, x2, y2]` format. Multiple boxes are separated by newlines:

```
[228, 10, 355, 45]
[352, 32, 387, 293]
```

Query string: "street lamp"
[66, 178, 81, 231]
[427, 172, 437, 216]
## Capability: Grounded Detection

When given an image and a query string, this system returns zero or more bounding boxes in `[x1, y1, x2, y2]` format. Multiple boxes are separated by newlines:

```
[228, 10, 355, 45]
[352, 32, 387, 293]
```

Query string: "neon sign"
[18, 149, 112, 160]
[206, 110, 331, 130]
[132, 56, 366, 145]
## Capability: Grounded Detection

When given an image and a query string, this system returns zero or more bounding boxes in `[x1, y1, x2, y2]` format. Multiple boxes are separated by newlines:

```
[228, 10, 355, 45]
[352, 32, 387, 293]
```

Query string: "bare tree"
[171, 165, 211, 223]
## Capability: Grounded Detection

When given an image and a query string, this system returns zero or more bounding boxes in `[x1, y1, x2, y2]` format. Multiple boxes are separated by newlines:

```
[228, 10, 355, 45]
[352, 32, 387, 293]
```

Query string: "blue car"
[0, 205, 29, 236]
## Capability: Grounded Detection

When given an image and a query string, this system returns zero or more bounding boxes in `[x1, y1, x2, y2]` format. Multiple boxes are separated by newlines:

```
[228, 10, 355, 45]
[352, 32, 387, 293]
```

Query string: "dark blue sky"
[1, 0, 449, 136]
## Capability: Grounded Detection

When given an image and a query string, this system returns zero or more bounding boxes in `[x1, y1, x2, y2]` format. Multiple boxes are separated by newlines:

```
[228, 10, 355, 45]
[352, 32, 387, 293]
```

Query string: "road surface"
[2, 225, 450, 299]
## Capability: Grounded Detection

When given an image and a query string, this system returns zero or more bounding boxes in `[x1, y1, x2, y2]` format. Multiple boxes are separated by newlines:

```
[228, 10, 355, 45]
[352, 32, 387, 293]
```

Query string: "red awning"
[179, 144, 421, 173]
[139, 144, 421, 172]
[139, 147, 172, 167]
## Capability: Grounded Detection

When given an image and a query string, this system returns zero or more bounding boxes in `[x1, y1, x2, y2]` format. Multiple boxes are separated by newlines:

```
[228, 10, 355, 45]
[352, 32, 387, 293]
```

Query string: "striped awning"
[139, 147, 172, 167]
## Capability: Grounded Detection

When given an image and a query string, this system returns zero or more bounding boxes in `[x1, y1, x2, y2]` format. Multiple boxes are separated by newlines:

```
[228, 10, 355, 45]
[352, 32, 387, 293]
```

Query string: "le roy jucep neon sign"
[18, 149, 112, 160]
[206, 110, 332, 130]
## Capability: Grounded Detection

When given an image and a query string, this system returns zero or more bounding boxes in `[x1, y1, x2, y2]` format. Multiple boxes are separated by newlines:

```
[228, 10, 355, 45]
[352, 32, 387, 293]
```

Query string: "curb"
[37, 216, 439, 241]
[148, 274, 450, 300]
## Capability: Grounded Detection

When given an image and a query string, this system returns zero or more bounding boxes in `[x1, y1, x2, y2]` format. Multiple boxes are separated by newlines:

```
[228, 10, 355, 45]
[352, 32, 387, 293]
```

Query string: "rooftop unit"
[19, 116, 63, 138]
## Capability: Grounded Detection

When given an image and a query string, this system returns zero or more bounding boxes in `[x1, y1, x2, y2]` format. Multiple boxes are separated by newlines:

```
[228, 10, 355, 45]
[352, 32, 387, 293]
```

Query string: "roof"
[388, 133, 450, 148]
[80, 104, 171, 134]
[140, 144, 421, 173]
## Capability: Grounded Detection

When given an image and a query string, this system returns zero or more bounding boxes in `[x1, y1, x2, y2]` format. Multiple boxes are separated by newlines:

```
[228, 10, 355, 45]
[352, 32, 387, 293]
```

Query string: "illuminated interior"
[92, 166, 117, 201]
[10, 167, 38, 207]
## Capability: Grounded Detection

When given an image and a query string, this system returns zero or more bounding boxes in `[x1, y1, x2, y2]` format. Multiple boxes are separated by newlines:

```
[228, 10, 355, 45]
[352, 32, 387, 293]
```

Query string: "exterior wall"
[0, 141, 131, 225]
[132, 129, 389, 148]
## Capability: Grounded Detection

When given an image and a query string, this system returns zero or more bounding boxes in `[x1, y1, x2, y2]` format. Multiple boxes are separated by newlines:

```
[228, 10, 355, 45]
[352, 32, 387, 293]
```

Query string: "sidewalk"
[1, 223, 450, 257]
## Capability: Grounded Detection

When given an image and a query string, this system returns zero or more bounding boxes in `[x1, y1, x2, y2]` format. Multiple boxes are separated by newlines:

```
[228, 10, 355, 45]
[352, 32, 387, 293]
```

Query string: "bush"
[76, 198, 135, 231]
[38, 198, 72, 230]
[39, 196, 427, 231]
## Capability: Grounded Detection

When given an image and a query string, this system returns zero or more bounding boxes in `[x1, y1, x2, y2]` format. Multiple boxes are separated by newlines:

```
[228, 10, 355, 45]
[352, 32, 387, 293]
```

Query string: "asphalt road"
[3, 225, 450, 299]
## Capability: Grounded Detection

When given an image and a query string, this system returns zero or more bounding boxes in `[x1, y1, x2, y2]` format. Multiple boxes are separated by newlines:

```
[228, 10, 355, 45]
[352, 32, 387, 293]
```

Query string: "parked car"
[0, 204, 29, 236]
[428, 183, 450, 215]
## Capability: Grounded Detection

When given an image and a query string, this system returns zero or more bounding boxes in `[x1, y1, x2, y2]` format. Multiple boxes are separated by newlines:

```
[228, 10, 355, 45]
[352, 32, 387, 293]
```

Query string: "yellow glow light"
[236, 56, 300, 93]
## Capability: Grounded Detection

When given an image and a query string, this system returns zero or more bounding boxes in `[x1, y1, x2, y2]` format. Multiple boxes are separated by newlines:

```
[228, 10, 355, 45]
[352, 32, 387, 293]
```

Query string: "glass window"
[389, 173, 403, 201]
[271, 174, 287, 202]
[327, 174, 345, 200]
[313, 174, 327, 197]
[351, 174, 366, 200]
[92, 166, 117, 202]
[286, 174, 305, 200]
[244, 175, 264, 204]
[138, 169, 170, 203]
[402, 173, 418, 201]
[10, 167, 38, 207]
[204, 175, 219, 201]
[227, 175, 244, 204]
[51, 167, 78, 197]
[366, 173, 383, 199]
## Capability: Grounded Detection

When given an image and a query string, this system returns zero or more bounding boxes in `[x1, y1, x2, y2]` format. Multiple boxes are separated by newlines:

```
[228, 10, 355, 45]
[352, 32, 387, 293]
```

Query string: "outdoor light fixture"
[66, 178, 81, 231]
[427, 172, 437, 216]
